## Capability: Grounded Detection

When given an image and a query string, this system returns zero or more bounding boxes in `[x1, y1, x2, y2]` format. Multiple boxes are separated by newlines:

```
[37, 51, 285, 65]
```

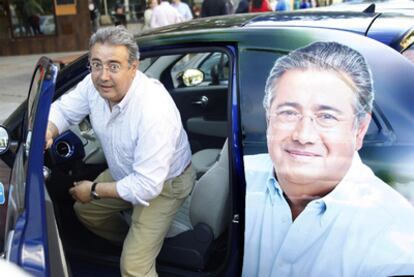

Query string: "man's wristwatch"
[91, 182, 100, 200]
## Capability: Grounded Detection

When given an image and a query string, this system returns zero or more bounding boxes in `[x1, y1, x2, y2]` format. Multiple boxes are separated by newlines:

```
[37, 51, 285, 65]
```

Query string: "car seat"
[191, 147, 221, 179]
[158, 139, 229, 270]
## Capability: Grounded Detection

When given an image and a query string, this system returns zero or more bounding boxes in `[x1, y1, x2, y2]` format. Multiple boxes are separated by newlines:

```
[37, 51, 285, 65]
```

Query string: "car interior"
[42, 48, 232, 276]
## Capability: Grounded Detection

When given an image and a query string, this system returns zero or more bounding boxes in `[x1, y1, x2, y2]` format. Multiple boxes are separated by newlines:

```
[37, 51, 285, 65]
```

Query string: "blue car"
[0, 11, 414, 277]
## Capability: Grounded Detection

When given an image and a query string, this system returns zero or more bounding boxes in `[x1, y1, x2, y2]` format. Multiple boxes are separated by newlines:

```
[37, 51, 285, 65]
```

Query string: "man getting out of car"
[243, 41, 414, 276]
[45, 25, 195, 277]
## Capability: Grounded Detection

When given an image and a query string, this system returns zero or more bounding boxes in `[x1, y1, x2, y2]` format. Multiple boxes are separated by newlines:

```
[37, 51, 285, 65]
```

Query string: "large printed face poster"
[240, 40, 414, 277]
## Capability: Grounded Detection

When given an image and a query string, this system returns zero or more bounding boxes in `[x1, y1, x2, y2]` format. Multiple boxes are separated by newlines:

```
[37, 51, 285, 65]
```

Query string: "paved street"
[0, 51, 87, 123]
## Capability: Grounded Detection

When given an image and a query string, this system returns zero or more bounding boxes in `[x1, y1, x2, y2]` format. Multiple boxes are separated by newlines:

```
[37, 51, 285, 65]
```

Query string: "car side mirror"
[181, 69, 204, 87]
[0, 125, 10, 155]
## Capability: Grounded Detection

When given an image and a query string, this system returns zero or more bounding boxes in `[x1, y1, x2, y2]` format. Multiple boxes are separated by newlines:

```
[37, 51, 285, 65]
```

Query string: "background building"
[0, 0, 91, 56]
[0, 0, 149, 56]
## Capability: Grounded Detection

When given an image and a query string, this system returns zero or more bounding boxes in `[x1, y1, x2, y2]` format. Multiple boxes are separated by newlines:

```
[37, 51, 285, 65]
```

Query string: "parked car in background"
[0, 11, 414, 277]
[307, 1, 414, 61]
[312, 0, 414, 15]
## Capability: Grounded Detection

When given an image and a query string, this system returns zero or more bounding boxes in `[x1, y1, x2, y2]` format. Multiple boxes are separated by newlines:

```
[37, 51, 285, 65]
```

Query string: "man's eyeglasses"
[88, 61, 124, 74]
[269, 109, 357, 130]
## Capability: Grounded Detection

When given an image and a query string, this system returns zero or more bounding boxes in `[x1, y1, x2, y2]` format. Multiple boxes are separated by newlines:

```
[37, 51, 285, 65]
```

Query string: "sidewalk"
[0, 51, 86, 124]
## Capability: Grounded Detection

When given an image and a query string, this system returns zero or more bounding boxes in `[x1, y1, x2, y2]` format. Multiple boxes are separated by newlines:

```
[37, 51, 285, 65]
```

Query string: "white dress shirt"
[143, 8, 153, 30]
[172, 2, 193, 21]
[243, 153, 414, 276]
[49, 71, 192, 206]
[150, 1, 183, 28]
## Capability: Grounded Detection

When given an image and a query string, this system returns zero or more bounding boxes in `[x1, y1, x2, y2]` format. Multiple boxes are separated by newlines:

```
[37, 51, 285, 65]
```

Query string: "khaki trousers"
[73, 165, 196, 277]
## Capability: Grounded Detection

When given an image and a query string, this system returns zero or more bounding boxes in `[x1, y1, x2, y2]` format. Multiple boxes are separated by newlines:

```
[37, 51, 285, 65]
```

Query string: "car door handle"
[192, 96, 209, 107]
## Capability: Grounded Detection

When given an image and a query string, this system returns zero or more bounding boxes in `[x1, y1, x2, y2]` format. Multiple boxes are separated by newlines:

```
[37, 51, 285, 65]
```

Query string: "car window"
[140, 49, 229, 149]
[138, 56, 158, 72]
[26, 65, 45, 157]
[169, 52, 229, 88]
[239, 49, 283, 155]
[198, 52, 229, 83]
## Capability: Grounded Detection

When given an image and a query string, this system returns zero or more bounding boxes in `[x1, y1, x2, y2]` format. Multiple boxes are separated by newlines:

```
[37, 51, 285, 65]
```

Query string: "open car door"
[2, 57, 70, 277]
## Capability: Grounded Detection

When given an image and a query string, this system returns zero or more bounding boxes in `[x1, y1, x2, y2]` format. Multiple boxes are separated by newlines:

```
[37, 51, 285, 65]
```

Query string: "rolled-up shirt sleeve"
[49, 75, 92, 134]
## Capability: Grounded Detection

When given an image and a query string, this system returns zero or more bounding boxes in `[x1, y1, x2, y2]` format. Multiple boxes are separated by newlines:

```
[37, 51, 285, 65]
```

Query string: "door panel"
[171, 86, 227, 152]
[141, 49, 230, 153]
[4, 57, 69, 276]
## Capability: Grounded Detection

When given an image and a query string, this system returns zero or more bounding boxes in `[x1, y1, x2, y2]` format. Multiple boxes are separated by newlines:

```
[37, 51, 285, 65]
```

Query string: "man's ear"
[355, 113, 371, 151]
[131, 60, 139, 71]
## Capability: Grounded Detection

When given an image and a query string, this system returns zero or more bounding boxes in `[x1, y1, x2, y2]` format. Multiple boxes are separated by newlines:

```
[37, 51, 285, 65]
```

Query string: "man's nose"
[99, 67, 111, 80]
[291, 116, 318, 144]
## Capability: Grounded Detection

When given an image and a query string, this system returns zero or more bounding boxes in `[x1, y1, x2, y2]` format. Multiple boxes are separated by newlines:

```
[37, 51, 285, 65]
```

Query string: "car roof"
[140, 12, 375, 35]
[244, 11, 377, 34]
[139, 11, 413, 50]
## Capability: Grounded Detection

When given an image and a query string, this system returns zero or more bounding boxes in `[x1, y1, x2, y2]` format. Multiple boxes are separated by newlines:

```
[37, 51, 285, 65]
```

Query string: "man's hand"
[69, 180, 94, 203]
[69, 180, 120, 203]
[45, 129, 54, 150]
[45, 122, 59, 150]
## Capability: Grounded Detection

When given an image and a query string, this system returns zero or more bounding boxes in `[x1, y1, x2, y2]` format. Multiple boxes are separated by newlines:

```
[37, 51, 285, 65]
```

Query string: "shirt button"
[281, 215, 289, 223]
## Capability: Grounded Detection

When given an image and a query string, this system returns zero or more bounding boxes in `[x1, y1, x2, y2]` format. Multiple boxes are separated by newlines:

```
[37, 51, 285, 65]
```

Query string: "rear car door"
[3, 57, 69, 277]
[237, 28, 414, 275]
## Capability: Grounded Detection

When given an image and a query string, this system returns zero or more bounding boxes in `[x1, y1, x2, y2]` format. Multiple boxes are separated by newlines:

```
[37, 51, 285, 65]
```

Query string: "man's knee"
[73, 201, 101, 228]
[73, 201, 86, 220]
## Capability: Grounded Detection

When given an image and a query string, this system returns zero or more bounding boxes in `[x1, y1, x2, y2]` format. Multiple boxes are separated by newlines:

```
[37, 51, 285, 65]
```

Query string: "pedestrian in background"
[300, 0, 311, 8]
[192, 5, 201, 17]
[89, 0, 100, 32]
[114, 1, 127, 27]
[172, 0, 193, 21]
[275, 0, 291, 11]
[201, 0, 231, 17]
[236, 0, 250, 13]
[24, 0, 44, 35]
[150, 0, 183, 28]
[249, 0, 272, 12]
[143, 0, 159, 30]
